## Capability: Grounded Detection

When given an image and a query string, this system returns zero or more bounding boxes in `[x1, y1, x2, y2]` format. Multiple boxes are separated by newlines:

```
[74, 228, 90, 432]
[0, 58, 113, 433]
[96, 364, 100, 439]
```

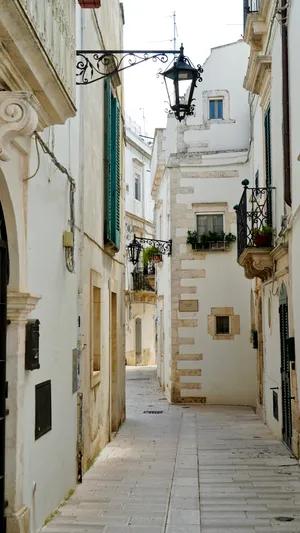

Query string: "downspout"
[76, 5, 85, 485]
[281, 0, 291, 207]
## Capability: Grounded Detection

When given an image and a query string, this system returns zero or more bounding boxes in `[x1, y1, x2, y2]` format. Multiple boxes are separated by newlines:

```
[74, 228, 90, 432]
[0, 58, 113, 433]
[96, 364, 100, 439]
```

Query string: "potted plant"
[187, 230, 237, 250]
[142, 246, 162, 269]
[252, 225, 274, 247]
[186, 230, 199, 249]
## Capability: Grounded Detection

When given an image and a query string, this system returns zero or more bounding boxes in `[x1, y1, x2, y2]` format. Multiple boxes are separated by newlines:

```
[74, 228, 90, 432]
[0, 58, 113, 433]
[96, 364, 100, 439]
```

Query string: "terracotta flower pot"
[152, 254, 162, 263]
[254, 233, 272, 247]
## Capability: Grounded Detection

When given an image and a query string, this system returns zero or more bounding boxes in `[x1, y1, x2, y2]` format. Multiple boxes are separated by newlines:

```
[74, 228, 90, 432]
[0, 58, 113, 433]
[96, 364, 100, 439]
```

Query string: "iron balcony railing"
[243, 0, 261, 30]
[235, 183, 276, 260]
[131, 269, 155, 292]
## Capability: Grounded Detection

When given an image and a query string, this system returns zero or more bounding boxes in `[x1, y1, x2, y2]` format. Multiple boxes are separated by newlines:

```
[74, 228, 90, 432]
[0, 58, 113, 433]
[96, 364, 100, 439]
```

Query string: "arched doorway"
[0, 201, 8, 532]
[279, 282, 292, 449]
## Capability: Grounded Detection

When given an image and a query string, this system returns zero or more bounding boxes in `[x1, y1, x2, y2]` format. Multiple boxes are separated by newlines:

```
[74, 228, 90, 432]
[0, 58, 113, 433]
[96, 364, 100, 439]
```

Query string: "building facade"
[0, 1, 125, 532]
[125, 118, 156, 367]
[151, 41, 256, 405]
[236, 0, 300, 457]
[77, 0, 126, 480]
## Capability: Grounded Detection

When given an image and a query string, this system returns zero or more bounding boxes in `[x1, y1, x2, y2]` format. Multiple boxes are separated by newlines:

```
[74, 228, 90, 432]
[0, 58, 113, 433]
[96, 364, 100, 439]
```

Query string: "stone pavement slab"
[43, 366, 300, 532]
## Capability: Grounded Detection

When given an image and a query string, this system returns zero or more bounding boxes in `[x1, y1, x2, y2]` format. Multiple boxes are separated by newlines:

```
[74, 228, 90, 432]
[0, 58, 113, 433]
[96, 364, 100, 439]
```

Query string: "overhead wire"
[25, 131, 76, 273]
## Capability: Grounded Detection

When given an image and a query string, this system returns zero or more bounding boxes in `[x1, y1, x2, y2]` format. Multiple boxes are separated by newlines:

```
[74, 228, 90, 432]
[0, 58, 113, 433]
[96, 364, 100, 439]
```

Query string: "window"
[209, 99, 223, 119]
[134, 174, 141, 201]
[255, 170, 259, 189]
[126, 183, 129, 193]
[216, 316, 230, 335]
[196, 214, 223, 238]
[35, 380, 52, 440]
[104, 79, 121, 250]
[92, 286, 101, 373]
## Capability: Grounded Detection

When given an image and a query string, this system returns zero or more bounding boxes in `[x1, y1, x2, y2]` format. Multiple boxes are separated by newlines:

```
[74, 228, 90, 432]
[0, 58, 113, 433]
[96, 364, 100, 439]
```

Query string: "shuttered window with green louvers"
[104, 79, 121, 250]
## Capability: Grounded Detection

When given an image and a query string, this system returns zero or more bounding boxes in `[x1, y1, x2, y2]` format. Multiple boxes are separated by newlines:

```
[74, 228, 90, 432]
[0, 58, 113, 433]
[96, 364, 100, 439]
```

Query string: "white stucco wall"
[124, 119, 156, 366]
[23, 122, 78, 531]
[153, 40, 256, 405]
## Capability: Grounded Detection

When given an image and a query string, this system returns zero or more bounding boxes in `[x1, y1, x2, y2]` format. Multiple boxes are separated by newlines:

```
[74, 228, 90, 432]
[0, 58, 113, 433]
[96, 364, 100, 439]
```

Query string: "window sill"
[190, 243, 232, 253]
[91, 370, 101, 388]
[213, 334, 234, 341]
[208, 119, 235, 125]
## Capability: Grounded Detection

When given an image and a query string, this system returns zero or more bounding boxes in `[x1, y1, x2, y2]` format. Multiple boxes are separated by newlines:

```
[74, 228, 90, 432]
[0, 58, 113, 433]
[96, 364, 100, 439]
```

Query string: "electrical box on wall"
[25, 319, 40, 370]
[63, 231, 74, 248]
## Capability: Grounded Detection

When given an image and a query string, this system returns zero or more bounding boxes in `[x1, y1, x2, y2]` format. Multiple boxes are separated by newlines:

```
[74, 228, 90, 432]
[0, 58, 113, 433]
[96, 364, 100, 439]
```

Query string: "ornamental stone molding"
[7, 291, 41, 324]
[238, 248, 273, 282]
[0, 92, 39, 161]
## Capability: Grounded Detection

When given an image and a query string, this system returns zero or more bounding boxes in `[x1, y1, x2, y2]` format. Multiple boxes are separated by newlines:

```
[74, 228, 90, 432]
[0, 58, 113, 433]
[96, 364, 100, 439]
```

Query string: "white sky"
[123, 0, 244, 136]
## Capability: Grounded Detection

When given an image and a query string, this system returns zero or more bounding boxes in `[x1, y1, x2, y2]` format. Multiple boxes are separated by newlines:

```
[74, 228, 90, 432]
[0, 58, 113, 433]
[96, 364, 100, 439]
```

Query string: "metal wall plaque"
[72, 348, 78, 394]
[179, 300, 198, 312]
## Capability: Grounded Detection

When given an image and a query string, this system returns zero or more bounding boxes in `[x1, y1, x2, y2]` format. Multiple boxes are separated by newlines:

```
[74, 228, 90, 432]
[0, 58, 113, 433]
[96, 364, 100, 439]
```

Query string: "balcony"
[235, 182, 276, 281]
[244, 0, 261, 30]
[0, 0, 76, 126]
[132, 269, 156, 292]
[125, 268, 156, 304]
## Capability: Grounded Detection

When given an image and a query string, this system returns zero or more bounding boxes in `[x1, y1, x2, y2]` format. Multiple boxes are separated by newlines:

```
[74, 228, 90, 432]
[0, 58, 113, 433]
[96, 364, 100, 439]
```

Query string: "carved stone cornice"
[0, 0, 76, 124]
[7, 291, 41, 324]
[238, 248, 273, 281]
[271, 242, 288, 261]
[244, 13, 267, 47]
[244, 55, 272, 96]
[0, 92, 39, 161]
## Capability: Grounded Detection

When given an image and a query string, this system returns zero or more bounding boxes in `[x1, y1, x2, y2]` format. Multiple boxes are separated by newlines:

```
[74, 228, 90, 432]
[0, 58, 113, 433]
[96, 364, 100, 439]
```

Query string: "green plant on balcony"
[252, 225, 274, 247]
[186, 230, 236, 250]
[142, 246, 162, 270]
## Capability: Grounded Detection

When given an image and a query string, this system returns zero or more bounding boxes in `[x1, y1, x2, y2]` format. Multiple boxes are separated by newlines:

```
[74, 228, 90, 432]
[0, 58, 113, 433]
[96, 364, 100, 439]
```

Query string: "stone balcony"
[0, 0, 76, 127]
[234, 181, 276, 281]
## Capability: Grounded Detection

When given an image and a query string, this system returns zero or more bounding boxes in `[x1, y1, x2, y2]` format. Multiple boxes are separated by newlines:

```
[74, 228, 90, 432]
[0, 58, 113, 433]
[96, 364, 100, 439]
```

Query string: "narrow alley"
[43, 367, 300, 533]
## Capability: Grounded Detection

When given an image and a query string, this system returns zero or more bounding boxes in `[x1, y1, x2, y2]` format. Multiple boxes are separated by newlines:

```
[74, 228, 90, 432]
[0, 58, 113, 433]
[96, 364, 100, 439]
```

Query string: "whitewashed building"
[124, 118, 156, 366]
[0, 1, 125, 532]
[151, 40, 256, 405]
[236, 0, 300, 457]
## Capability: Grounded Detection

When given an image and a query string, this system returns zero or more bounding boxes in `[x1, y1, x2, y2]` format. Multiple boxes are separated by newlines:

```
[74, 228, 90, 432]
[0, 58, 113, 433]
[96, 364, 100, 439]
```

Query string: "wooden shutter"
[104, 79, 112, 243]
[111, 96, 121, 250]
[264, 105, 272, 225]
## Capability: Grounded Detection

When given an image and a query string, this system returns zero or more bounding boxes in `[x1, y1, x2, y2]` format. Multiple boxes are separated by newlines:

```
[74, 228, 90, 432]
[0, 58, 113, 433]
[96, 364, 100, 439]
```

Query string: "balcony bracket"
[238, 248, 273, 281]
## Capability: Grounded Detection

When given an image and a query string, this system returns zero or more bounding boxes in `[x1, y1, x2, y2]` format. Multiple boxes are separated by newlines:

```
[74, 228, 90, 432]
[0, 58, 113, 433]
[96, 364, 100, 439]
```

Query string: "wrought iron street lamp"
[76, 46, 203, 121]
[127, 235, 172, 265]
[162, 44, 203, 122]
[127, 236, 143, 266]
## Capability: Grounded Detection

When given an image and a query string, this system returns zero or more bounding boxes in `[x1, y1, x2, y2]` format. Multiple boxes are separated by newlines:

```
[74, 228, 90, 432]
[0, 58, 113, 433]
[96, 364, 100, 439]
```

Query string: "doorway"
[111, 292, 118, 433]
[0, 201, 8, 532]
[279, 283, 292, 449]
[135, 318, 142, 365]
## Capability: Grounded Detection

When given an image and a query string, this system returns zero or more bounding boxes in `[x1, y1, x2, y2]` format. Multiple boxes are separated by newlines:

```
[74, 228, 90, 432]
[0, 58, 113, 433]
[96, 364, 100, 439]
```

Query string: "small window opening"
[209, 99, 223, 119]
[216, 316, 230, 335]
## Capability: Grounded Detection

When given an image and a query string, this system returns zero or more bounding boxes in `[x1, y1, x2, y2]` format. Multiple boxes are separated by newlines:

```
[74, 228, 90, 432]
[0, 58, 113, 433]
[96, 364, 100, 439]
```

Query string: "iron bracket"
[133, 236, 172, 256]
[76, 49, 180, 85]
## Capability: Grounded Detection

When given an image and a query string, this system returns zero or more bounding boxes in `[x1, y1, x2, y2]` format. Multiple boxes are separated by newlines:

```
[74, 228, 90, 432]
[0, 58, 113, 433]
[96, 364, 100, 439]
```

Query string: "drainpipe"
[76, 4, 86, 485]
[281, 0, 291, 207]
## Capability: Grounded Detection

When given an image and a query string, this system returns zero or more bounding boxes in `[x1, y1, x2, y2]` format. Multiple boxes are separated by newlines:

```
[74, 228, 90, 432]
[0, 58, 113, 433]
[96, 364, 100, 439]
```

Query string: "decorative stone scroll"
[0, 92, 38, 161]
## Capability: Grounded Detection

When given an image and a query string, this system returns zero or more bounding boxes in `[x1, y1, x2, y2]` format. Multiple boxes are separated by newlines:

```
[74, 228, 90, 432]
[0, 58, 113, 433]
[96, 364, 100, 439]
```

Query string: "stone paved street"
[43, 367, 300, 533]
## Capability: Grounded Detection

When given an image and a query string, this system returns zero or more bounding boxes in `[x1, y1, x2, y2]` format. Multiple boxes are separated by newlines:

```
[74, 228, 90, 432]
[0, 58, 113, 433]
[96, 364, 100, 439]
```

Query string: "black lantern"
[162, 44, 203, 122]
[127, 235, 142, 265]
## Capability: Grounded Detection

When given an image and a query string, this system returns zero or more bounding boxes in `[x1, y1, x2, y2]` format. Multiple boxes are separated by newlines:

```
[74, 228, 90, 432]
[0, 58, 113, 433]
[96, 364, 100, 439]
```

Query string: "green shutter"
[104, 78, 112, 243]
[264, 105, 272, 226]
[111, 96, 121, 250]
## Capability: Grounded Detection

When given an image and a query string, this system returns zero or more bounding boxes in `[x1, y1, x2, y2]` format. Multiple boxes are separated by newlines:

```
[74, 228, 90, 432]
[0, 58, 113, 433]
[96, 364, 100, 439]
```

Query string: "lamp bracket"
[76, 49, 181, 85]
[134, 236, 172, 256]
